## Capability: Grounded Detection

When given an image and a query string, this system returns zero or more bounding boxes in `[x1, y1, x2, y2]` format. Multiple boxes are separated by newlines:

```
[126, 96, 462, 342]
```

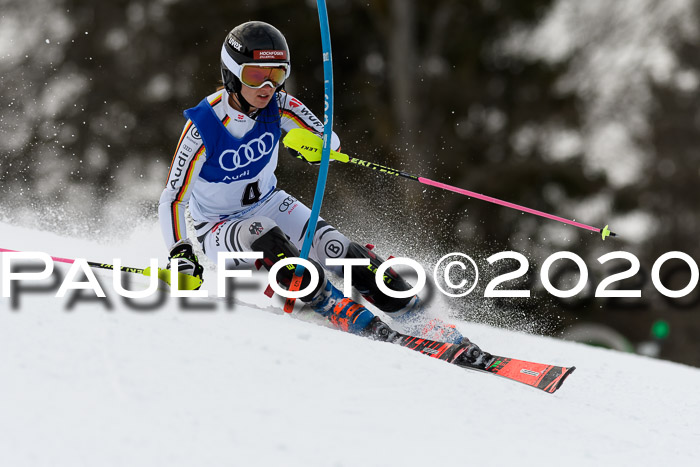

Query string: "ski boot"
[309, 278, 376, 334]
[342, 243, 466, 344]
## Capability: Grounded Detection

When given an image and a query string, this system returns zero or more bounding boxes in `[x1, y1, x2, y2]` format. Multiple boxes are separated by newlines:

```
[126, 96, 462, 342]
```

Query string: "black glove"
[287, 147, 320, 165]
[167, 240, 204, 285]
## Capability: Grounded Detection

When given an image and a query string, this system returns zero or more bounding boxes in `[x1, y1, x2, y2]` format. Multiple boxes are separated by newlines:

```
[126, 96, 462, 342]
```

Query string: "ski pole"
[283, 0, 336, 314]
[283, 128, 616, 240]
[0, 248, 203, 290]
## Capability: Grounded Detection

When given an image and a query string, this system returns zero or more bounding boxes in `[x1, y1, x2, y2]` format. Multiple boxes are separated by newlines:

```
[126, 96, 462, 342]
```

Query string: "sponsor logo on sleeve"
[298, 107, 322, 127]
[170, 152, 190, 189]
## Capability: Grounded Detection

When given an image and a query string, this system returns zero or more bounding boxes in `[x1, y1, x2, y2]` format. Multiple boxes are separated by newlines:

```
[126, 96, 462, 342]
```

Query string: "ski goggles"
[239, 63, 290, 89]
[222, 44, 290, 89]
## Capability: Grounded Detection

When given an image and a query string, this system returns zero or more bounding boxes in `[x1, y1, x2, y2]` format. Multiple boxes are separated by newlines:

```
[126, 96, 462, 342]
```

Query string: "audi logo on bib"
[219, 132, 275, 172]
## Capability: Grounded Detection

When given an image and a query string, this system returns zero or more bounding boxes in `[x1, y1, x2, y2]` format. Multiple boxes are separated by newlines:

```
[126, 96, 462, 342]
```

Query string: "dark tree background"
[2, 0, 700, 365]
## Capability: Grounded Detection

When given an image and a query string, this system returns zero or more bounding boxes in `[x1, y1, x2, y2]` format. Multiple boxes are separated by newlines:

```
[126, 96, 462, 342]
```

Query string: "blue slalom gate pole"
[284, 0, 334, 312]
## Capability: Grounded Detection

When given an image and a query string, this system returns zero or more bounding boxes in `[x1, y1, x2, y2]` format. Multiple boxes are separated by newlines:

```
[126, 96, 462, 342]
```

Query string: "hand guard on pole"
[286, 130, 340, 165]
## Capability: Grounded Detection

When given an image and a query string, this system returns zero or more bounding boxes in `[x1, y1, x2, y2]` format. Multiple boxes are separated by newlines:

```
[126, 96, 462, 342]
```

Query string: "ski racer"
[158, 21, 481, 350]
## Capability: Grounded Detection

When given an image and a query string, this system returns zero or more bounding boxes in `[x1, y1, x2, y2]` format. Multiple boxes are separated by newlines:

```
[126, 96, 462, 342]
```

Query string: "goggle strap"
[221, 45, 242, 77]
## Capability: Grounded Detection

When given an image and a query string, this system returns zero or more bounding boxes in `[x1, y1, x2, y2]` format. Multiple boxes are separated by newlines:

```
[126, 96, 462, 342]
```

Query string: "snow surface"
[1, 221, 699, 467]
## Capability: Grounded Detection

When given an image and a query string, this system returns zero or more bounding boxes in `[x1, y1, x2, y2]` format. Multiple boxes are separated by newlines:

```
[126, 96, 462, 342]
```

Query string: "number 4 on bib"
[242, 181, 262, 206]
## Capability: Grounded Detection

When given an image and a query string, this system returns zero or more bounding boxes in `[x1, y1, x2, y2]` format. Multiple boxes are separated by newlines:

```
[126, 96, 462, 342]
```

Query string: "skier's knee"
[311, 221, 351, 266]
[236, 216, 279, 250]
[345, 242, 414, 313]
[247, 220, 325, 301]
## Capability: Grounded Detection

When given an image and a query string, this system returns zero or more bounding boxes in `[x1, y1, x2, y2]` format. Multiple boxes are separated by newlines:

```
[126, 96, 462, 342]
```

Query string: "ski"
[162, 273, 576, 393]
[215, 295, 575, 393]
[392, 334, 575, 394]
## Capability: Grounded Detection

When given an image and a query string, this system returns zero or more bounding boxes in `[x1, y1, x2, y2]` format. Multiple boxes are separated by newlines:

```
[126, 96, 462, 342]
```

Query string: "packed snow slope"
[1, 221, 699, 467]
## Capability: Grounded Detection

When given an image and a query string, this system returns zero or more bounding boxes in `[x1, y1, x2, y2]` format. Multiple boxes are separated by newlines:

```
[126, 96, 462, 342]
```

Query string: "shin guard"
[345, 242, 414, 314]
[249, 225, 324, 302]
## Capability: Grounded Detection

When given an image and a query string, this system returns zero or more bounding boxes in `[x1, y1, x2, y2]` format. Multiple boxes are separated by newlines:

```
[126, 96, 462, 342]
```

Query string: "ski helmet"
[221, 21, 291, 111]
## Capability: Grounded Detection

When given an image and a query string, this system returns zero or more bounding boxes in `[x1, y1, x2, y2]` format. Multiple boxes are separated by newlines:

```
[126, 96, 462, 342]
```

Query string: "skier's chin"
[252, 95, 273, 108]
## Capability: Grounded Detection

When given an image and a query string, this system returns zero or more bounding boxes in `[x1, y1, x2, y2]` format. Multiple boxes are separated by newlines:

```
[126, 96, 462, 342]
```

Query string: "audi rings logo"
[278, 196, 296, 212]
[219, 132, 274, 172]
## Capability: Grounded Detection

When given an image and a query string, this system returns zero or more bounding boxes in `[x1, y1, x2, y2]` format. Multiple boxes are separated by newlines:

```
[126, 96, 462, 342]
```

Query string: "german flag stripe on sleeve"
[281, 109, 318, 133]
[209, 94, 223, 107]
[170, 144, 205, 241]
[171, 202, 184, 243]
[167, 121, 194, 181]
